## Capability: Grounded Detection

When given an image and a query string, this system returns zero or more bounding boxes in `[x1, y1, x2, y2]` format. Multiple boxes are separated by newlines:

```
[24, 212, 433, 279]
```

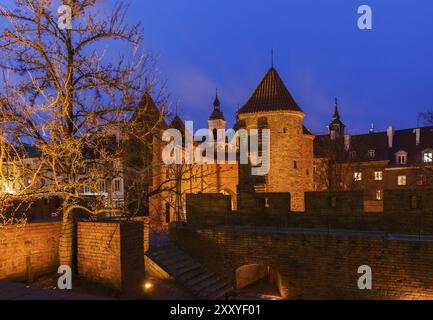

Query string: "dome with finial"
[209, 89, 225, 121]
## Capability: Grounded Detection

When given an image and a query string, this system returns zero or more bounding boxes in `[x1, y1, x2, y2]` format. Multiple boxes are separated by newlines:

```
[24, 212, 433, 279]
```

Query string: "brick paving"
[0, 280, 109, 300]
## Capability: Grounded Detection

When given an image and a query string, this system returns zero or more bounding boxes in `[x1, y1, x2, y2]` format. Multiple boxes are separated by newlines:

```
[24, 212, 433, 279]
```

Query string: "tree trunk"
[58, 208, 74, 267]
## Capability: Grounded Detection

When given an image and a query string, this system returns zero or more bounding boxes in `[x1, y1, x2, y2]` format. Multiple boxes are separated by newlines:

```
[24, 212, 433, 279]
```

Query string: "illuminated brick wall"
[173, 226, 433, 299]
[185, 189, 433, 234]
[77, 220, 146, 296]
[0, 221, 61, 281]
[176, 188, 433, 299]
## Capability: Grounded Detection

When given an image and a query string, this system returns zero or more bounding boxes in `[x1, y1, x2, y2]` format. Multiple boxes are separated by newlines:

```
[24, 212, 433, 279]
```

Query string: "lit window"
[375, 190, 383, 201]
[368, 149, 375, 159]
[423, 151, 433, 163]
[354, 172, 362, 181]
[374, 171, 383, 181]
[397, 175, 407, 186]
[417, 174, 427, 186]
[395, 151, 407, 165]
[114, 178, 123, 193]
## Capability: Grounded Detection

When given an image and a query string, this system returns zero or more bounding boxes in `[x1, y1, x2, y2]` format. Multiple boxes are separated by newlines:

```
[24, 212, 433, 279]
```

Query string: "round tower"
[237, 67, 313, 212]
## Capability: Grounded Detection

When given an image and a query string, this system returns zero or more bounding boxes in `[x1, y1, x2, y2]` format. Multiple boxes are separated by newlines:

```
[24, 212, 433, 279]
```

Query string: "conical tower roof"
[238, 67, 303, 114]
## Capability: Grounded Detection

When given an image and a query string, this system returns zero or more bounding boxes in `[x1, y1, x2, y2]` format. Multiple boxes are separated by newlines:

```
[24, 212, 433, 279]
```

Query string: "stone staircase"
[147, 243, 235, 300]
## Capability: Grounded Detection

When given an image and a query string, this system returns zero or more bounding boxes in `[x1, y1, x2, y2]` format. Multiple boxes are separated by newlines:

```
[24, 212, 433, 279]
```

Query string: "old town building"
[160, 65, 433, 220]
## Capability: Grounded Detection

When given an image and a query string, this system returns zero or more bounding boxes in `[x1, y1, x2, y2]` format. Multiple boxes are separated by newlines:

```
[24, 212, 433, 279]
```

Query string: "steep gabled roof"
[130, 92, 167, 128]
[238, 67, 303, 114]
[169, 115, 185, 135]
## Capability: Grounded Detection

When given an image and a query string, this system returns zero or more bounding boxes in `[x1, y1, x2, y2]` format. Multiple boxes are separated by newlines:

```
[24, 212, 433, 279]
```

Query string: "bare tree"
[0, 0, 167, 267]
[314, 135, 357, 191]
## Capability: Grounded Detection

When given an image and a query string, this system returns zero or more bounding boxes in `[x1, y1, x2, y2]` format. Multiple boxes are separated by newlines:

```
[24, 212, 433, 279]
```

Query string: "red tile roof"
[238, 67, 303, 114]
[314, 126, 433, 166]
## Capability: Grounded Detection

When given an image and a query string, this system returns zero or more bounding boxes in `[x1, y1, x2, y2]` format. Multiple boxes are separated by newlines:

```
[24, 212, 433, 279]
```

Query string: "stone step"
[147, 242, 235, 300]
[150, 244, 178, 254]
[159, 254, 191, 267]
[183, 272, 214, 287]
[172, 263, 202, 278]
[203, 283, 234, 300]
[147, 248, 179, 260]
[191, 276, 221, 293]
[212, 285, 236, 300]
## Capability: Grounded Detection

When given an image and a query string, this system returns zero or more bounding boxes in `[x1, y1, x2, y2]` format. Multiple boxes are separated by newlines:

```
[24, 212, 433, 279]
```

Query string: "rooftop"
[238, 67, 303, 115]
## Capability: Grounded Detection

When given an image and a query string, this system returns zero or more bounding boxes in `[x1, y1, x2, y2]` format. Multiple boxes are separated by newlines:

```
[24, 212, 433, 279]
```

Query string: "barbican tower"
[236, 67, 314, 211]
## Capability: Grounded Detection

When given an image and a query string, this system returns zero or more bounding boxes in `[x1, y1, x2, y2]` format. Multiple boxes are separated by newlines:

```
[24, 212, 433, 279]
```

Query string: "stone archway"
[235, 264, 283, 299]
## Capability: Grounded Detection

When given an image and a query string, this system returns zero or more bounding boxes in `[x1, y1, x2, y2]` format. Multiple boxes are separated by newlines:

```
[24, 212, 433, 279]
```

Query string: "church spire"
[209, 88, 224, 121]
[213, 88, 221, 110]
[332, 97, 341, 120]
[271, 48, 274, 68]
[328, 97, 345, 137]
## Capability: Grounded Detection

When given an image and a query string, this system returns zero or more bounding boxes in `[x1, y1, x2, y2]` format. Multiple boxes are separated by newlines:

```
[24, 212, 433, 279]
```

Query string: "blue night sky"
[126, 0, 433, 134]
[4, 0, 433, 134]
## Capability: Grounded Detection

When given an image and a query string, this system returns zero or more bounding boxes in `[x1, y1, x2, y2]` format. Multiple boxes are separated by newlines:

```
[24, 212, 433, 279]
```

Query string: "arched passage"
[235, 264, 283, 299]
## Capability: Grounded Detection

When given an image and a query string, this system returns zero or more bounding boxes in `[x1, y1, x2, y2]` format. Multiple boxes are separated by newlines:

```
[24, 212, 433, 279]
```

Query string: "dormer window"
[368, 149, 375, 159]
[422, 149, 433, 163]
[395, 150, 407, 165]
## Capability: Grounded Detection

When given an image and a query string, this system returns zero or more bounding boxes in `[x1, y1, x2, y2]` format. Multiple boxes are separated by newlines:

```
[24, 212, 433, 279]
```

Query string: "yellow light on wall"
[144, 282, 153, 291]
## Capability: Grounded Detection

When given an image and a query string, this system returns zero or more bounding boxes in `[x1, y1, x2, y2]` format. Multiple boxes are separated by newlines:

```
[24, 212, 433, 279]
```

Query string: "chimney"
[413, 128, 421, 146]
[344, 134, 351, 151]
[387, 125, 395, 148]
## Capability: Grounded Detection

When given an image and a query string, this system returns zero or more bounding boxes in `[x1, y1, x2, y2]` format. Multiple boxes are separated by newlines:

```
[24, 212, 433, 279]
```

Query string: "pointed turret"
[208, 89, 226, 139]
[209, 89, 225, 121]
[237, 67, 303, 115]
[328, 97, 345, 137]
